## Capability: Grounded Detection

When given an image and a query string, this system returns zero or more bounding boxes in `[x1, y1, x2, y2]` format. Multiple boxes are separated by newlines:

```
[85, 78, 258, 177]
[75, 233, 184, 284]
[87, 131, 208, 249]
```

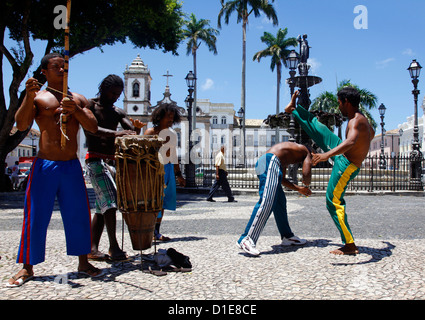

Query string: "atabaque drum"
[115, 135, 165, 250]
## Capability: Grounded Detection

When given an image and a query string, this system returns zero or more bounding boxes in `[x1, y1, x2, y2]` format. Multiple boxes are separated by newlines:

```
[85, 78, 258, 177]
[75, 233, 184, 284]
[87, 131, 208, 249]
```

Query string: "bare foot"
[330, 243, 359, 255]
[284, 90, 299, 114]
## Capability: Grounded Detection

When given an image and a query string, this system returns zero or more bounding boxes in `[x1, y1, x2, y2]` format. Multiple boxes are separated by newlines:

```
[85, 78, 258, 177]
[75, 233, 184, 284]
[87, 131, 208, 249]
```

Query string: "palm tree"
[183, 13, 220, 130]
[218, 0, 278, 140]
[253, 28, 297, 142]
[311, 80, 378, 131]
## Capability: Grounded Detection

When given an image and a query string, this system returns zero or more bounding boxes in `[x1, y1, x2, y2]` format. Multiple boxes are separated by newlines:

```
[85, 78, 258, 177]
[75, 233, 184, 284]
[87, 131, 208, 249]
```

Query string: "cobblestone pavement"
[0, 190, 424, 302]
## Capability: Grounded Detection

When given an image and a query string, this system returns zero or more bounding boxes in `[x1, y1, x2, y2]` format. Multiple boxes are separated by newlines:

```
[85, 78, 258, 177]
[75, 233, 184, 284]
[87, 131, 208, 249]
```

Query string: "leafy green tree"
[182, 13, 219, 128]
[0, 0, 184, 191]
[311, 80, 378, 131]
[253, 28, 297, 123]
[218, 0, 278, 125]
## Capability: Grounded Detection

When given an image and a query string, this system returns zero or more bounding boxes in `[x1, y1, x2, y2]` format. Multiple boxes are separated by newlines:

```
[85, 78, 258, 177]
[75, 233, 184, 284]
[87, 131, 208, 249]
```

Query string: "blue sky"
[3, 0, 425, 132]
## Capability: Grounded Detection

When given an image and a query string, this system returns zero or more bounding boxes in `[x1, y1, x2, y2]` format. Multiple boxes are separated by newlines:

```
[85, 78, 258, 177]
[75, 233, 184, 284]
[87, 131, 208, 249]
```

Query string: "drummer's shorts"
[17, 158, 91, 265]
[85, 159, 117, 214]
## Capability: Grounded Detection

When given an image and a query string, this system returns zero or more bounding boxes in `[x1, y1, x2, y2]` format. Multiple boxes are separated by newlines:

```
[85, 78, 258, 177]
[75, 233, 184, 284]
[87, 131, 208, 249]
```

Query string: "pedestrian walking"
[10, 161, 20, 190]
[206, 146, 236, 202]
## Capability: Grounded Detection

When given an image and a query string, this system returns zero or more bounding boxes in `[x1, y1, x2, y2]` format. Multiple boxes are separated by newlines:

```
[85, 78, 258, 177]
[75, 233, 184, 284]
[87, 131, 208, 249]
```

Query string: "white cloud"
[201, 78, 214, 91]
[308, 58, 321, 74]
[261, 16, 274, 25]
[376, 58, 395, 69]
[402, 48, 415, 56]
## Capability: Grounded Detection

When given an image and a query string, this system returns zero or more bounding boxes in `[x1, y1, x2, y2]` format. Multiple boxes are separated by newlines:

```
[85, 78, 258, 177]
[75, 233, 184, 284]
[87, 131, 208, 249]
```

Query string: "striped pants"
[17, 158, 92, 265]
[293, 105, 360, 244]
[238, 153, 294, 245]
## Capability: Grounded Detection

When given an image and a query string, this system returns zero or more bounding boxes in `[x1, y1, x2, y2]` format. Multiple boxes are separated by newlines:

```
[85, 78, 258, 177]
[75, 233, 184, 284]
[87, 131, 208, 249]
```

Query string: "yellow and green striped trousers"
[293, 105, 360, 244]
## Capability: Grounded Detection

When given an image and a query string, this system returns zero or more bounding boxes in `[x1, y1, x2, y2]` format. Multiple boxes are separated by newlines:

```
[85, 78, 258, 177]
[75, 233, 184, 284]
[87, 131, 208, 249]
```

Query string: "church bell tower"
[123, 54, 151, 119]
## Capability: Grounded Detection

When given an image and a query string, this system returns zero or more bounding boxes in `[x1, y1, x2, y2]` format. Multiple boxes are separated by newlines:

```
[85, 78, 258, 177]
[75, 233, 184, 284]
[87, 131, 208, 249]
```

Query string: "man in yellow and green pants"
[285, 87, 375, 255]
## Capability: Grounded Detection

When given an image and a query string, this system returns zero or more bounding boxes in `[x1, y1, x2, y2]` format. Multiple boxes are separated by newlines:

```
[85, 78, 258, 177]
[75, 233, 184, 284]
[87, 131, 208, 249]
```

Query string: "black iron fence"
[182, 154, 424, 192]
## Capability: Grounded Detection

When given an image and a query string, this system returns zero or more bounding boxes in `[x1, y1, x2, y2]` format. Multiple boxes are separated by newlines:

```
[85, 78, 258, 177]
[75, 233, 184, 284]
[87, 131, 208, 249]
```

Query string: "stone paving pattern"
[0, 189, 424, 300]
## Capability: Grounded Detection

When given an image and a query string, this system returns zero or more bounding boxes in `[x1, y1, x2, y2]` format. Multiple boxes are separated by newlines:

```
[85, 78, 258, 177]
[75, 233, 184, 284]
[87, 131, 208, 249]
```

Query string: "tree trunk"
[241, 19, 247, 164]
[275, 64, 281, 144]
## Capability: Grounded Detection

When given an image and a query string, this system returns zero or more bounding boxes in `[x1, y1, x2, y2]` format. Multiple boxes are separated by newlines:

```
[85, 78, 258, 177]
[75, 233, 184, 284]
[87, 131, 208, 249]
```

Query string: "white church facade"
[77, 54, 290, 166]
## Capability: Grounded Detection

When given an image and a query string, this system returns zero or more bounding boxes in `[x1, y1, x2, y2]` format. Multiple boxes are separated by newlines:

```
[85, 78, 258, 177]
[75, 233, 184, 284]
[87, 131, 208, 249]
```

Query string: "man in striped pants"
[237, 142, 313, 256]
[286, 89, 375, 255]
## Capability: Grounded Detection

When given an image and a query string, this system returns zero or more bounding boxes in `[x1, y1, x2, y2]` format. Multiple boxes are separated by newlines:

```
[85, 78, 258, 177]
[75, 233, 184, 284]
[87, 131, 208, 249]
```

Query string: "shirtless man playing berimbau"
[285, 88, 375, 255]
[8, 53, 101, 287]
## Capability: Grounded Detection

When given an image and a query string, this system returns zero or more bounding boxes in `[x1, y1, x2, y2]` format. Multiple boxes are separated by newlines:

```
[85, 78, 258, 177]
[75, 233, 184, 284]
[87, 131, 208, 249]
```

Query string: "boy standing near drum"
[8, 53, 101, 287]
[84, 74, 145, 261]
[144, 103, 186, 241]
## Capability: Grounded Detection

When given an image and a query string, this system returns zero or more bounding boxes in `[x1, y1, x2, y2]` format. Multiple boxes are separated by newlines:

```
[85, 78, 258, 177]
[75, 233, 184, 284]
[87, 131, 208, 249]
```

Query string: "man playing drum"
[84, 74, 145, 261]
[8, 53, 101, 287]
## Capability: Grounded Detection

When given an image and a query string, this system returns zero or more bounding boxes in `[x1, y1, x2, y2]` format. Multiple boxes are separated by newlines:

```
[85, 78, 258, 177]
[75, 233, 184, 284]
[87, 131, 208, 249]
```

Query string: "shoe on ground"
[280, 235, 307, 246]
[206, 198, 216, 202]
[237, 236, 260, 256]
[228, 198, 237, 202]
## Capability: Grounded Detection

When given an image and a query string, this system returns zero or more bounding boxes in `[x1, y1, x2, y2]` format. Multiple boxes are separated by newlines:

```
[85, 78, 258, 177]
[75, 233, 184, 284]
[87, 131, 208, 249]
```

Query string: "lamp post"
[237, 107, 245, 167]
[407, 59, 423, 190]
[29, 132, 37, 157]
[185, 71, 196, 188]
[286, 50, 300, 143]
[378, 103, 387, 170]
[286, 50, 300, 184]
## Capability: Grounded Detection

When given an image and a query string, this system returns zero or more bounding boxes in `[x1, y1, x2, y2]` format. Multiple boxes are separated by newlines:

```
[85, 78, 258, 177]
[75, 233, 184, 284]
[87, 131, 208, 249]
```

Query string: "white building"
[6, 128, 40, 167]
[398, 96, 425, 155]
[77, 54, 290, 166]
[368, 129, 401, 157]
[123, 54, 152, 116]
[120, 55, 289, 166]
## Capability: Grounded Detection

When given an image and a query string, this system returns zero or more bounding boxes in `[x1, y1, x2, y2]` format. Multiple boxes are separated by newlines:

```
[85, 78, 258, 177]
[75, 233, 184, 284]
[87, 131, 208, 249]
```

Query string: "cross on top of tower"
[163, 70, 173, 87]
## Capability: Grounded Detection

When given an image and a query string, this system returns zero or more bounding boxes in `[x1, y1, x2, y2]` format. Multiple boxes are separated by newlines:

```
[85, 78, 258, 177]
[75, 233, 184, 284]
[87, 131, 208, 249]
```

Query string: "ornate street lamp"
[185, 70, 197, 131]
[378, 103, 387, 169]
[29, 132, 37, 157]
[407, 59, 423, 190]
[237, 107, 246, 167]
[185, 71, 196, 92]
[185, 71, 196, 188]
[285, 50, 300, 183]
[287, 50, 300, 72]
[408, 59, 422, 79]
[286, 50, 300, 143]
[237, 107, 244, 128]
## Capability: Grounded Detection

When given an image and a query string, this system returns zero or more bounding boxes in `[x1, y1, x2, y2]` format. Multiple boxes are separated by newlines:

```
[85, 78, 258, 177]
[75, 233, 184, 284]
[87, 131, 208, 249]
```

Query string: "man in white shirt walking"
[206, 146, 236, 202]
